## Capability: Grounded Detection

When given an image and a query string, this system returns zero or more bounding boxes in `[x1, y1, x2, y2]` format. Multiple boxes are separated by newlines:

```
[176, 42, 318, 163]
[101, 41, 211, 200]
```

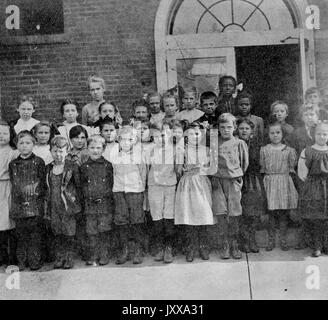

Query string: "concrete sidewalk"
[0, 249, 325, 300]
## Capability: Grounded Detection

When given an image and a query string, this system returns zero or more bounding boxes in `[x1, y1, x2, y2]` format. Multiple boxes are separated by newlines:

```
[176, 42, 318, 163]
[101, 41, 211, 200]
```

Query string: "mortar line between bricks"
[246, 253, 253, 300]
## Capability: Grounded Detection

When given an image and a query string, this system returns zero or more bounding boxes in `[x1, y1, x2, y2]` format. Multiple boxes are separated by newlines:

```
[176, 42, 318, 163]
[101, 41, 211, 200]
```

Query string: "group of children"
[1, 74, 328, 272]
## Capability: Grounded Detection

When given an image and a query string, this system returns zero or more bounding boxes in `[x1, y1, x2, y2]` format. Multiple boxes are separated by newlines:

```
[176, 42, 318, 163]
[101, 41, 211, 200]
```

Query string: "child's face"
[238, 122, 252, 141]
[89, 82, 104, 102]
[202, 98, 217, 115]
[134, 106, 149, 120]
[63, 104, 78, 123]
[163, 98, 178, 116]
[152, 130, 163, 147]
[101, 124, 117, 143]
[302, 110, 318, 128]
[119, 132, 137, 152]
[0, 125, 10, 147]
[35, 125, 51, 145]
[71, 132, 87, 150]
[135, 122, 150, 142]
[51, 145, 68, 164]
[18, 102, 34, 121]
[182, 92, 197, 110]
[88, 141, 104, 160]
[315, 126, 328, 146]
[273, 104, 288, 122]
[220, 78, 235, 97]
[17, 136, 34, 156]
[269, 125, 283, 145]
[219, 121, 235, 140]
[173, 127, 183, 141]
[149, 96, 161, 114]
[186, 128, 202, 146]
[238, 98, 251, 117]
[100, 104, 115, 119]
[306, 92, 320, 105]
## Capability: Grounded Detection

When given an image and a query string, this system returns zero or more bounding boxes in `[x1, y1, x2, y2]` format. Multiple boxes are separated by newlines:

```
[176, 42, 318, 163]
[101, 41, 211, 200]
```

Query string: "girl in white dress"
[174, 122, 216, 262]
[0, 120, 19, 266]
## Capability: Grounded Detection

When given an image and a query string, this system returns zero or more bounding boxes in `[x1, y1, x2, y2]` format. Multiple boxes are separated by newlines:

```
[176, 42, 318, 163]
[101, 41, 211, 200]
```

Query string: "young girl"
[175, 87, 204, 123]
[170, 120, 185, 147]
[237, 119, 265, 253]
[130, 99, 151, 125]
[175, 122, 215, 262]
[82, 75, 106, 126]
[163, 94, 179, 123]
[81, 135, 114, 266]
[100, 118, 119, 163]
[46, 136, 82, 269]
[9, 130, 47, 271]
[270, 101, 294, 136]
[92, 101, 123, 133]
[57, 100, 90, 149]
[0, 121, 19, 267]
[32, 121, 53, 165]
[260, 121, 298, 251]
[13, 95, 40, 134]
[298, 122, 328, 257]
[148, 92, 165, 127]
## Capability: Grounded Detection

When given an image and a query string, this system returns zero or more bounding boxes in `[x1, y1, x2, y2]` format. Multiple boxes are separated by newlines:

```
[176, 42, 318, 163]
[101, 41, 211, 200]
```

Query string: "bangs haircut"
[16, 130, 36, 145]
[50, 136, 68, 150]
[87, 134, 106, 149]
[69, 125, 88, 140]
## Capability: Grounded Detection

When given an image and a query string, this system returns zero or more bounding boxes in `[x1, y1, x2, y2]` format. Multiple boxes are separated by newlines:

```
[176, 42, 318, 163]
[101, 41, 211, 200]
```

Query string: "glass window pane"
[171, 0, 296, 35]
[177, 57, 228, 94]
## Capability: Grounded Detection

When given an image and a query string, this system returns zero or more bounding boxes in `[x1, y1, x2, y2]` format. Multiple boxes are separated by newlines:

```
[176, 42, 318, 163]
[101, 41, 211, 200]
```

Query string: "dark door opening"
[235, 45, 303, 124]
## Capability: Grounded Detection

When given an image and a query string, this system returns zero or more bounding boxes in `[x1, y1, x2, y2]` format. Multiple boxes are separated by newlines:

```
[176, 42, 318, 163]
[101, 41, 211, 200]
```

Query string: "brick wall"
[0, 0, 160, 122]
[1, 0, 328, 123]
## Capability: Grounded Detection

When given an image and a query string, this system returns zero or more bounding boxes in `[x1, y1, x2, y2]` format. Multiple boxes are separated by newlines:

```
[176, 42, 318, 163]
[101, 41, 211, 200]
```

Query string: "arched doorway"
[155, 0, 316, 119]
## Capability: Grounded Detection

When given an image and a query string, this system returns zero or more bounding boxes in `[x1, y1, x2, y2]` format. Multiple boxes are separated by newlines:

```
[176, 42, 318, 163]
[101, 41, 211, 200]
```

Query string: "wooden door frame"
[154, 0, 314, 94]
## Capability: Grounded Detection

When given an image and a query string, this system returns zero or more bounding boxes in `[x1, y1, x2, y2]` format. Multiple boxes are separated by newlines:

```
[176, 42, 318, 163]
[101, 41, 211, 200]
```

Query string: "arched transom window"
[170, 0, 298, 35]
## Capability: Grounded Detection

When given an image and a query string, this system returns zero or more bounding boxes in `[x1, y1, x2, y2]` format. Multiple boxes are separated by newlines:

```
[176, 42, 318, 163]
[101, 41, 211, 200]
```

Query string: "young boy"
[236, 91, 264, 145]
[215, 76, 238, 117]
[14, 96, 40, 134]
[82, 75, 106, 126]
[286, 103, 319, 156]
[111, 126, 147, 265]
[46, 136, 82, 269]
[80, 135, 114, 266]
[199, 91, 218, 128]
[211, 113, 249, 260]
[9, 130, 46, 270]
[147, 124, 181, 263]
[286, 103, 319, 250]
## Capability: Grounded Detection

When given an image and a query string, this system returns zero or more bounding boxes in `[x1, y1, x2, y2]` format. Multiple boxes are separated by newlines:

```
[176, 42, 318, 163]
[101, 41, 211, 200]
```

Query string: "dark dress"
[241, 139, 266, 217]
[299, 146, 328, 220]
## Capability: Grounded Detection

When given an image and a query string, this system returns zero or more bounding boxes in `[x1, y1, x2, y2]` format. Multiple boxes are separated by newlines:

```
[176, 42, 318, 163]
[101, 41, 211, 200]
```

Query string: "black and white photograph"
[0, 0, 327, 303]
